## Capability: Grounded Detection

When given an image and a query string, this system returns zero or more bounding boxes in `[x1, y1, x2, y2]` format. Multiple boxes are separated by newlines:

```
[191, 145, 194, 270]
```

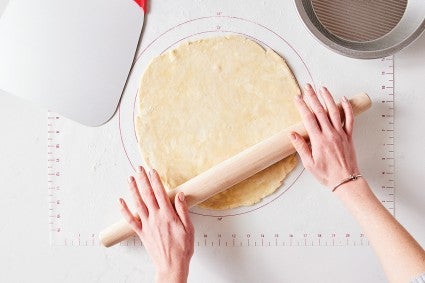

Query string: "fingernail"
[148, 170, 154, 179]
[295, 94, 302, 101]
[290, 132, 297, 140]
[136, 166, 143, 173]
[304, 84, 312, 91]
[342, 96, 348, 103]
[178, 192, 185, 202]
[119, 198, 124, 206]
[128, 176, 135, 183]
[320, 86, 327, 93]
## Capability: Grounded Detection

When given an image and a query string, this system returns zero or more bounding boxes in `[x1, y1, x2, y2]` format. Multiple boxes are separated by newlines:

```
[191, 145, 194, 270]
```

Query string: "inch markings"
[196, 232, 369, 247]
[47, 113, 100, 247]
[379, 56, 396, 216]
[47, 111, 63, 245]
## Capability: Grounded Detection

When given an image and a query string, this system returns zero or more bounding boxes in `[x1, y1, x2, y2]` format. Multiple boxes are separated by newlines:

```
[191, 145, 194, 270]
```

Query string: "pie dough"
[136, 36, 301, 210]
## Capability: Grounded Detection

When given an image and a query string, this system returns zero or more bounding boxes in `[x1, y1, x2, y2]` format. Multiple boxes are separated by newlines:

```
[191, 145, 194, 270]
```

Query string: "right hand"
[289, 84, 360, 189]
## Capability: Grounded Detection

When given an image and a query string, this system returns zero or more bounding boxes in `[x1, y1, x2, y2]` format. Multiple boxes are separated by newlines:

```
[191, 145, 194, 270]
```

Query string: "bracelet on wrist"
[332, 174, 362, 192]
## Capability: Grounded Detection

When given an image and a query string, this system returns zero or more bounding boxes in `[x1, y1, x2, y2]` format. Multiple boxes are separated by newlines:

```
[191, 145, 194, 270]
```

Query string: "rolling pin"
[99, 93, 372, 247]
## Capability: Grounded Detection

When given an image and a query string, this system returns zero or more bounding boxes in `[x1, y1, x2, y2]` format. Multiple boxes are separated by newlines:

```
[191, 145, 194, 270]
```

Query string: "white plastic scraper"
[0, 0, 147, 126]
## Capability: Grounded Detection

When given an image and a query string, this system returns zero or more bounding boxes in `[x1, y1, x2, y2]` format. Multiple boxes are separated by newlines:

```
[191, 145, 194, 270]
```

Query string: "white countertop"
[0, 1, 424, 282]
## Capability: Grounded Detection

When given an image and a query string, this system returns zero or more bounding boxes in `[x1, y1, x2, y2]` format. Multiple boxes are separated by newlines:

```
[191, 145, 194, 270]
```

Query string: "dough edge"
[135, 35, 301, 210]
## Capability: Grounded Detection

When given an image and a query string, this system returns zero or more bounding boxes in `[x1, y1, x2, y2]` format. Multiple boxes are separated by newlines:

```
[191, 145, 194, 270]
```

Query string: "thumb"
[175, 192, 194, 233]
[289, 132, 313, 168]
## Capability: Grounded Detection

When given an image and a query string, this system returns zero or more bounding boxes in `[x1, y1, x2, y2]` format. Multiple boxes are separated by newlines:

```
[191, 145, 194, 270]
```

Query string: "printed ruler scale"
[379, 56, 396, 215]
[47, 112, 63, 244]
[46, 14, 396, 248]
[47, 112, 98, 246]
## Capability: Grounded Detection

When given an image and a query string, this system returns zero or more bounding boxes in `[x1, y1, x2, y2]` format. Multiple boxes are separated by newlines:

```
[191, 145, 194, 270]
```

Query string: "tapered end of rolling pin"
[99, 219, 135, 247]
[349, 92, 372, 115]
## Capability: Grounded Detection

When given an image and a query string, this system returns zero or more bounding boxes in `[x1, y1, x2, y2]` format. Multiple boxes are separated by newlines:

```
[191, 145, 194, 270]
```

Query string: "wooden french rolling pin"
[99, 93, 372, 247]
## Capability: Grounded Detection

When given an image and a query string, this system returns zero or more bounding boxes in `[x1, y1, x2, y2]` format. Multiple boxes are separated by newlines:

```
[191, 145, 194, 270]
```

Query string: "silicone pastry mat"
[47, 5, 395, 248]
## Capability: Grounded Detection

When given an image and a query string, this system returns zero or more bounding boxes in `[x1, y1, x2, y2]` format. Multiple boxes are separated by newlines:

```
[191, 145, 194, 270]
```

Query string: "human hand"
[289, 84, 360, 189]
[119, 166, 194, 283]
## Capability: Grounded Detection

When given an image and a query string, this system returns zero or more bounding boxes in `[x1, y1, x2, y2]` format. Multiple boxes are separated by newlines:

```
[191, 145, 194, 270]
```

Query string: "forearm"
[335, 178, 425, 283]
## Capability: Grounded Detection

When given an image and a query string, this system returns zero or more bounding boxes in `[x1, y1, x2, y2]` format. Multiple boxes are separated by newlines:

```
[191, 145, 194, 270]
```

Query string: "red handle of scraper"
[99, 93, 372, 247]
[133, 0, 148, 13]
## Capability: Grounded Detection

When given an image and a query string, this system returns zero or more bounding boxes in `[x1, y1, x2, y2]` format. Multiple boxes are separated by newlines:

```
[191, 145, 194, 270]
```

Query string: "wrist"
[332, 176, 372, 202]
[331, 174, 362, 192]
[156, 264, 190, 283]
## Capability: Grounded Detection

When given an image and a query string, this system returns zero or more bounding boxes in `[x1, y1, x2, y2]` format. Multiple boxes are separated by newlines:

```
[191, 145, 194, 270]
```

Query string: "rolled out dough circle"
[136, 35, 301, 210]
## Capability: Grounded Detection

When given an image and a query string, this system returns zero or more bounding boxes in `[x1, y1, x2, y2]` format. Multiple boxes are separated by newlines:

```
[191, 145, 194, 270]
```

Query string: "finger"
[119, 198, 142, 234]
[341, 96, 354, 136]
[135, 166, 159, 212]
[294, 94, 321, 136]
[148, 169, 174, 212]
[289, 132, 313, 168]
[319, 86, 342, 130]
[304, 84, 332, 131]
[128, 176, 148, 219]
[174, 192, 194, 233]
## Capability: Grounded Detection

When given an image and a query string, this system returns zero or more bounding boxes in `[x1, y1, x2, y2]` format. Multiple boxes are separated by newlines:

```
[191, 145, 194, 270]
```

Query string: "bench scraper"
[0, 0, 147, 126]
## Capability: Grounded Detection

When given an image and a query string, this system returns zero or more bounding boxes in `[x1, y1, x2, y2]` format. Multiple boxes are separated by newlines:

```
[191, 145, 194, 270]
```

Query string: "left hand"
[119, 166, 194, 283]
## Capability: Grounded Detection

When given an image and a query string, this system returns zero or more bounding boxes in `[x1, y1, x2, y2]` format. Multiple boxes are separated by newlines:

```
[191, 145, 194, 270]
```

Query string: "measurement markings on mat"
[379, 56, 396, 216]
[195, 232, 369, 247]
[47, 112, 63, 245]
[47, 113, 99, 246]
